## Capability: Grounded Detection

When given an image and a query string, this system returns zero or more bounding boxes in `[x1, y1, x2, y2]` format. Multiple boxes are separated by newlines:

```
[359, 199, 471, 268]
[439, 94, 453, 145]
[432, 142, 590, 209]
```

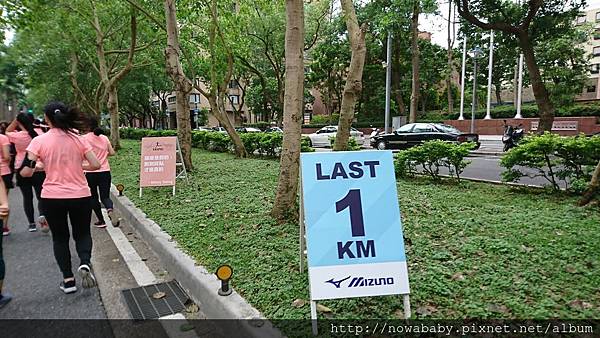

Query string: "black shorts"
[2, 173, 14, 189]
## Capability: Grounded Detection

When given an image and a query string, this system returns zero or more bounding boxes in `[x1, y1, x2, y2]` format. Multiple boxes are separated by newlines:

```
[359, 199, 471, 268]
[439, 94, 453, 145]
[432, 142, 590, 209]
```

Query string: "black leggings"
[41, 197, 92, 279]
[0, 219, 4, 281]
[17, 171, 45, 224]
[86, 171, 114, 223]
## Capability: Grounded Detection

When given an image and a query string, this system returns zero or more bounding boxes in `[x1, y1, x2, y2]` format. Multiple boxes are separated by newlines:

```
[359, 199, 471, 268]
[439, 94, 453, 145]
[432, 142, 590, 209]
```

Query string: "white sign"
[300, 150, 410, 301]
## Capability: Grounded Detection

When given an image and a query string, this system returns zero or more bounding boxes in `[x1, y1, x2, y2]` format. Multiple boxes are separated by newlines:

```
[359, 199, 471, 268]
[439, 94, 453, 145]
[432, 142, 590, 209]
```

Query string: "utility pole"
[471, 47, 482, 133]
[515, 53, 524, 119]
[485, 31, 494, 119]
[459, 37, 467, 120]
[384, 32, 392, 132]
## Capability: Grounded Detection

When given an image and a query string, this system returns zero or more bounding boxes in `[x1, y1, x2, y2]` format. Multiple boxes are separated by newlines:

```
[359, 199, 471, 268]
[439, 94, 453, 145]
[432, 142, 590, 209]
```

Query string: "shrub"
[394, 140, 475, 182]
[500, 133, 600, 192]
[119, 127, 315, 157]
[310, 114, 339, 125]
[328, 135, 362, 151]
[301, 136, 315, 152]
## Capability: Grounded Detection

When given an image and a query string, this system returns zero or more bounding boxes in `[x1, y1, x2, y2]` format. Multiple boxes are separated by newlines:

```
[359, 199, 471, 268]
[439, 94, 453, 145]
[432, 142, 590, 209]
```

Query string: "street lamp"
[470, 46, 483, 134]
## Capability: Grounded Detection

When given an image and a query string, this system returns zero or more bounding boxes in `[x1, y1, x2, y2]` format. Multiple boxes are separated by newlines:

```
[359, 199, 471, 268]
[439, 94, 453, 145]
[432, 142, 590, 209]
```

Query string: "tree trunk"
[517, 31, 554, 133]
[409, 0, 420, 123]
[446, 1, 454, 114]
[208, 96, 247, 158]
[334, 0, 367, 151]
[107, 85, 120, 149]
[271, 0, 304, 222]
[495, 84, 503, 105]
[579, 160, 600, 206]
[164, 0, 193, 170]
[391, 36, 406, 115]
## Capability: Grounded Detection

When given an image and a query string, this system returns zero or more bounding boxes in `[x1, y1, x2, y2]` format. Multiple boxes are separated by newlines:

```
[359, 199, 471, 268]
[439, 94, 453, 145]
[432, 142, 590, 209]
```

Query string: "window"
[594, 46, 600, 57]
[396, 124, 414, 133]
[596, 11, 600, 21]
[434, 124, 462, 134]
[189, 94, 200, 103]
[577, 15, 586, 25]
[229, 95, 240, 105]
[228, 80, 239, 89]
[594, 28, 600, 40]
[167, 96, 176, 103]
[587, 85, 596, 93]
[591, 64, 600, 74]
[412, 123, 434, 133]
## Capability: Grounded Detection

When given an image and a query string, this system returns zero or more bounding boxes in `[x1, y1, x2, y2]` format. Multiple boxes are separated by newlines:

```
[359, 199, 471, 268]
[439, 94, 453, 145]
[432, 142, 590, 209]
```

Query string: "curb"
[110, 185, 282, 338]
[438, 174, 551, 189]
[469, 150, 503, 157]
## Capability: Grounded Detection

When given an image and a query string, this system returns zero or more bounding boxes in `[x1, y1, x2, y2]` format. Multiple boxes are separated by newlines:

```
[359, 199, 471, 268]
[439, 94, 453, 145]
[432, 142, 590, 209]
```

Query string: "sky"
[422, 0, 600, 48]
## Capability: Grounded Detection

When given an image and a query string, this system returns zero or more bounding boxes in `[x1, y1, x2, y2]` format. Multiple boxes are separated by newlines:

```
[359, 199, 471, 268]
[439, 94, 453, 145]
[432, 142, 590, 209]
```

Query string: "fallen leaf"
[152, 292, 166, 299]
[451, 273, 465, 281]
[555, 231, 563, 236]
[185, 199, 191, 203]
[316, 304, 332, 313]
[185, 303, 200, 313]
[205, 209, 215, 217]
[179, 324, 195, 332]
[291, 299, 306, 308]
[394, 309, 405, 319]
[487, 304, 510, 314]
[198, 223, 207, 228]
[569, 300, 593, 310]
[112, 258, 120, 262]
[520, 245, 533, 253]
[415, 305, 438, 316]
[476, 251, 485, 257]
[565, 266, 577, 273]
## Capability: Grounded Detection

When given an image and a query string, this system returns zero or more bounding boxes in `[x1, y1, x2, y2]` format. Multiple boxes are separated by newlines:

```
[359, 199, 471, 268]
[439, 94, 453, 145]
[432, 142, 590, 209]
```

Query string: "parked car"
[264, 126, 283, 133]
[370, 123, 480, 150]
[304, 125, 364, 147]
[195, 126, 213, 132]
[212, 126, 227, 133]
[236, 127, 262, 133]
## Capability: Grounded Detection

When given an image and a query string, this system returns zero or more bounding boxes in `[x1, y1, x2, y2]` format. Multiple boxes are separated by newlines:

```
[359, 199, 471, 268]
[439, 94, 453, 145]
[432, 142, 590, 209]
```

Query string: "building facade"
[576, 8, 600, 101]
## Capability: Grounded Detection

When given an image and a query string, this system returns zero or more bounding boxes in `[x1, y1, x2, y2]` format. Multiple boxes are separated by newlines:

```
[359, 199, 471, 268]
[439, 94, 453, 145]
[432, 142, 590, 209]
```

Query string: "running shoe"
[2, 225, 9, 236]
[94, 221, 107, 229]
[28, 223, 37, 232]
[78, 264, 97, 289]
[107, 209, 120, 227]
[59, 280, 77, 294]
[0, 291, 13, 308]
[38, 216, 49, 233]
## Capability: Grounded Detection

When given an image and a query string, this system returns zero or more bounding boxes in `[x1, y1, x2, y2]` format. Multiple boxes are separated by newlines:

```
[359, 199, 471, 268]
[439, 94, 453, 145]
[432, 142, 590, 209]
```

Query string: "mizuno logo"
[325, 276, 351, 288]
[324, 276, 395, 288]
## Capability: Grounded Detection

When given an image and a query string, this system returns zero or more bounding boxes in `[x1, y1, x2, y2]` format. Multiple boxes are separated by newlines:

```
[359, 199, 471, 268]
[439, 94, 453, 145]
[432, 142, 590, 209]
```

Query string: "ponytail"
[88, 116, 103, 136]
[43, 102, 87, 133]
[16, 113, 38, 139]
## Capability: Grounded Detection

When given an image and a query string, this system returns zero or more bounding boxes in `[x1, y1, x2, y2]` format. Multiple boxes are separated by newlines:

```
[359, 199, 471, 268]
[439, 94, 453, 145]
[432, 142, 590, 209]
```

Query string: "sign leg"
[403, 294, 411, 319]
[172, 185, 176, 196]
[310, 300, 318, 335]
[139, 187, 142, 198]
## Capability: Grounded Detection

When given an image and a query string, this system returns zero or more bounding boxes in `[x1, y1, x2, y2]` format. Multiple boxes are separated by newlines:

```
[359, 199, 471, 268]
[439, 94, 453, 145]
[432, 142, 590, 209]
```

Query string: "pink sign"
[140, 137, 177, 187]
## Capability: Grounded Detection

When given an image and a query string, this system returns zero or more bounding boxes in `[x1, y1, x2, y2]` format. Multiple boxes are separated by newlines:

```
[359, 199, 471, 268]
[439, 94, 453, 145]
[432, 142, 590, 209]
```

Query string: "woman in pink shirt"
[21, 102, 101, 294]
[0, 123, 12, 236]
[83, 118, 119, 228]
[6, 113, 46, 233]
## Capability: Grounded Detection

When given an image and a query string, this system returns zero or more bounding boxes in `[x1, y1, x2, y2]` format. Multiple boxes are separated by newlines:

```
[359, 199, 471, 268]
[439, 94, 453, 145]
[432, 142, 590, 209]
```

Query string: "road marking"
[103, 210, 199, 338]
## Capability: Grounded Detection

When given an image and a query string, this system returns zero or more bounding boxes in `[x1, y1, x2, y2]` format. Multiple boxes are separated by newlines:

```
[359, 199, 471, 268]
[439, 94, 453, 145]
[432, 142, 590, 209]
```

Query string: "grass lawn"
[110, 140, 599, 322]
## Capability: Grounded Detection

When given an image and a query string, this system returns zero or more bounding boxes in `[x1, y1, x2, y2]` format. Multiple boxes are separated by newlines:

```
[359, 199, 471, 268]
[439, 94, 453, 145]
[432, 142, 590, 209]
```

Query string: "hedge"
[119, 128, 314, 156]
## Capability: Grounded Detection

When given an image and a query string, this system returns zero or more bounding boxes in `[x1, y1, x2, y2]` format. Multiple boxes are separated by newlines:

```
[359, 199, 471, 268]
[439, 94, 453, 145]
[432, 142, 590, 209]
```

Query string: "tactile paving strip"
[122, 280, 190, 320]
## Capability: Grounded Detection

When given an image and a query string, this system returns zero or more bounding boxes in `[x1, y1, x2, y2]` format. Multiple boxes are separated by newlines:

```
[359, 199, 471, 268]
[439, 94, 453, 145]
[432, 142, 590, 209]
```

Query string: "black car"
[370, 123, 480, 150]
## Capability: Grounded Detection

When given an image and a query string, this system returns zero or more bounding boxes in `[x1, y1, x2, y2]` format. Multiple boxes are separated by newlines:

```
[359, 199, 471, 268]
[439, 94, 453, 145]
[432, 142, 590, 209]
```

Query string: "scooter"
[502, 123, 524, 152]
[369, 128, 383, 139]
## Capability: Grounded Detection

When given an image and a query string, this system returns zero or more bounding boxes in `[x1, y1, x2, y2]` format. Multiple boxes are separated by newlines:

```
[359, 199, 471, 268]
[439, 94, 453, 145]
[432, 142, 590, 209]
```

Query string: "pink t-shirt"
[6, 131, 33, 170]
[26, 129, 92, 199]
[83, 133, 111, 172]
[0, 134, 10, 176]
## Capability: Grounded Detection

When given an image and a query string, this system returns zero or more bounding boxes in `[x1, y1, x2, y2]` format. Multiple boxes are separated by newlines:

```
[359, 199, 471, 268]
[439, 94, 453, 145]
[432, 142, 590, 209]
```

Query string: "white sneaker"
[78, 264, 97, 289]
[38, 216, 50, 233]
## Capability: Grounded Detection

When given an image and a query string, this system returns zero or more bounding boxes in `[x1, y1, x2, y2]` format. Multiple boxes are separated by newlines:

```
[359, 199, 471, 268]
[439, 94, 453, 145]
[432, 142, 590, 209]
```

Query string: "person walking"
[0, 179, 11, 308]
[83, 118, 119, 228]
[0, 122, 13, 236]
[21, 102, 101, 294]
[6, 113, 46, 232]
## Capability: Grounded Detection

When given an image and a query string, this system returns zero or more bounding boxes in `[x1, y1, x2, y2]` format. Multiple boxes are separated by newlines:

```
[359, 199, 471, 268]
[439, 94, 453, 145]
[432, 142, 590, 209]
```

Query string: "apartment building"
[577, 8, 600, 101]
[152, 79, 249, 129]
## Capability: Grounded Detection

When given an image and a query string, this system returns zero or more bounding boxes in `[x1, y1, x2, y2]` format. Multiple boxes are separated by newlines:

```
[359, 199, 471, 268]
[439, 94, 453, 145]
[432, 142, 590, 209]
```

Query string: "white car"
[304, 125, 364, 147]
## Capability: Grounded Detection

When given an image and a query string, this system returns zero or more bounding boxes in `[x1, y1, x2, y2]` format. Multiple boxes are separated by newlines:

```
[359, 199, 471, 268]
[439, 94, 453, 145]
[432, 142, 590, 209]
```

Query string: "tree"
[163, 0, 194, 168]
[455, 0, 586, 132]
[271, 0, 304, 221]
[334, 0, 367, 151]
[409, 0, 420, 123]
[579, 160, 600, 206]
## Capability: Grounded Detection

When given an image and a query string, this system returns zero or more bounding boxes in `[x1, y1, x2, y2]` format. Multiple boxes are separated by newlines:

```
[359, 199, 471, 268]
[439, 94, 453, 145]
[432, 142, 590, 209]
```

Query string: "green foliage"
[310, 114, 339, 125]
[119, 128, 314, 156]
[111, 140, 600, 331]
[328, 135, 362, 151]
[500, 133, 600, 192]
[394, 140, 475, 182]
[301, 136, 315, 153]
